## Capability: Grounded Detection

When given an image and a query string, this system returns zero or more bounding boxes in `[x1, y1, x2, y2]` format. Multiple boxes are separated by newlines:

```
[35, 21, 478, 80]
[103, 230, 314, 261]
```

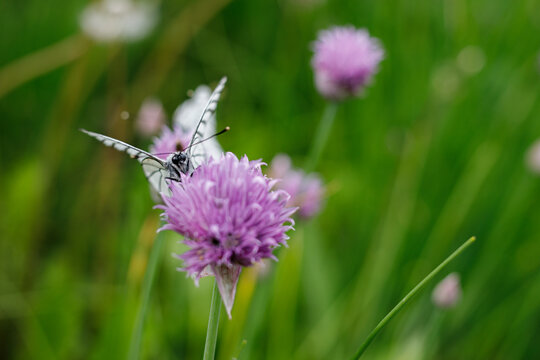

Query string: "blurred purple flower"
[311, 26, 384, 100]
[158, 153, 296, 317]
[149, 125, 191, 161]
[432, 273, 461, 309]
[269, 154, 325, 219]
[135, 98, 166, 137]
[526, 140, 540, 175]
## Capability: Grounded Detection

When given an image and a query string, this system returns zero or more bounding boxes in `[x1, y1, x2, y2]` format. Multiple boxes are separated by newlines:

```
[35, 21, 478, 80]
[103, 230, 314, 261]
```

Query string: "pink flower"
[135, 98, 166, 136]
[149, 125, 191, 161]
[158, 153, 296, 317]
[269, 154, 325, 219]
[312, 26, 384, 100]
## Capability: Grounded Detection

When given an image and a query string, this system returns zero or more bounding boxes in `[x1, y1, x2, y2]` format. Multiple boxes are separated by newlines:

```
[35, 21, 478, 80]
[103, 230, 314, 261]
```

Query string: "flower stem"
[349, 236, 476, 360]
[203, 280, 222, 360]
[0, 34, 89, 98]
[128, 230, 166, 360]
[305, 102, 338, 172]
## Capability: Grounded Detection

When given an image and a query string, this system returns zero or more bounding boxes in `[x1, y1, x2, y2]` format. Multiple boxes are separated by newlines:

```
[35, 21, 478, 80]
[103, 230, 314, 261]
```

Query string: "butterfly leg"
[165, 176, 181, 182]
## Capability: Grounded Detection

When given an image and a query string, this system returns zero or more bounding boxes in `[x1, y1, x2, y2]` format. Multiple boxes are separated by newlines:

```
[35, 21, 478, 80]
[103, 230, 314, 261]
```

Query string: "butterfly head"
[172, 152, 187, 165]
[168, 151, 192, 176]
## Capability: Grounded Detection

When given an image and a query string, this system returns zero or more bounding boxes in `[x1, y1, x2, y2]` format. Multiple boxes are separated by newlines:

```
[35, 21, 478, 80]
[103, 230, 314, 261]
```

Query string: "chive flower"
[269, 154, 325, 219]
[432, 273, 462, 309]
[311, 26, 384, 100]
[135, 98, 166, 137]
[150, 125, 191, 160]
[158, 153, 296, 316]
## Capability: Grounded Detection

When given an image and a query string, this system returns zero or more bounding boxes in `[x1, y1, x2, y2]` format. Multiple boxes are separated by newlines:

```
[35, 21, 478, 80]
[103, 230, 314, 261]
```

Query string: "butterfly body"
[81, 76, 227, 195]
[167, 152, 192, 179]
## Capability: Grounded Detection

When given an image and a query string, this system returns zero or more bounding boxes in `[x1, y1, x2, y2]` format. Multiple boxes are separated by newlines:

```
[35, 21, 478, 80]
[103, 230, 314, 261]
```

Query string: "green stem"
[0, 35, 89, 99]
[305, 102, 338, 172]
[349, 236, 476, 360]
[128, 230, 166, 360]
[203, 280, 222, 360]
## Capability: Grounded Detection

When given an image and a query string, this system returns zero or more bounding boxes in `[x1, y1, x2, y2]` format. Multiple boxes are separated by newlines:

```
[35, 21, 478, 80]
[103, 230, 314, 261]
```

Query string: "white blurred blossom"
[173, 86, 213, 132]
[80, 0, 157, 43]
[526, 140, 540, 174]
[432, 273, 461, 309]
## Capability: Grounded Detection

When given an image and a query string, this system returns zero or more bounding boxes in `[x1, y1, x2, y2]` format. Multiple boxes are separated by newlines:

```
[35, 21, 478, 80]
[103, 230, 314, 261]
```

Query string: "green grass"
[1, 0, 540, 359]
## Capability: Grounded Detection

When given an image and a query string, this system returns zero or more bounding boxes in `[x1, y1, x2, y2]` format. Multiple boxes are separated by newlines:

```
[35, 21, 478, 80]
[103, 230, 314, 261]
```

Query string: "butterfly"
[81, 76, 227, 196]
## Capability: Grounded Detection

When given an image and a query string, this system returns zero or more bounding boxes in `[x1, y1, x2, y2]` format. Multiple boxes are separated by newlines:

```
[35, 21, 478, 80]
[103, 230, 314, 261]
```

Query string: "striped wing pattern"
[141, 157, 171, 195]
[80, 129, 171, 194]
[190, 141, 212, 169]
[188, 76, 227, 168]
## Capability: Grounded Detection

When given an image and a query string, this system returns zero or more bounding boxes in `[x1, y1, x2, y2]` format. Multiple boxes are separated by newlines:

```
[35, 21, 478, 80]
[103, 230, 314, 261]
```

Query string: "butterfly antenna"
[184, 126, 230, 151]
[188, 77, 228, 155]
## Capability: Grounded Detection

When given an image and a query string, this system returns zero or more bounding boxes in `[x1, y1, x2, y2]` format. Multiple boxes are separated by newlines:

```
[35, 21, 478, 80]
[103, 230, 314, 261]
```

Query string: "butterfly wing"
[141, 157, 172, 196]
[81, 129, 158, 162]
[81, 129, 171, 194]
[189, 142, 210, 170]
[173, 85, 214, 134]
[187, 77, 227, 167]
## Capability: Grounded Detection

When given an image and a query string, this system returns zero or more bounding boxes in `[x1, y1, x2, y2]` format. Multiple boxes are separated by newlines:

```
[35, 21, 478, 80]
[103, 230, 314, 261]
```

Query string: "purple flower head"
[150, 125, 191, 160]
[158, 153, 296, 317]
[269, 154, 325, 219]
[312, 26, 384, 100]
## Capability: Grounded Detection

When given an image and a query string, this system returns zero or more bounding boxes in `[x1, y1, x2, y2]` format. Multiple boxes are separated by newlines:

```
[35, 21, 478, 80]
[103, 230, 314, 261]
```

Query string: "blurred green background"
[1, 0, 540, 359]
